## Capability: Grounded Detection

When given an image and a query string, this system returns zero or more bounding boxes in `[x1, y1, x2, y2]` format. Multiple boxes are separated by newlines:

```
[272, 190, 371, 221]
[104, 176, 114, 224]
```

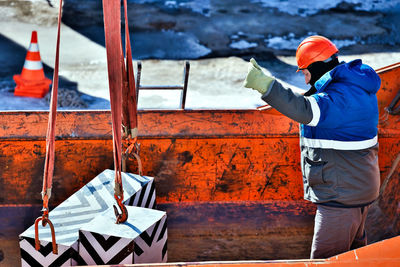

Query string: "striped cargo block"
[19, 238, 81, 267]
[19, 169, 155, 266]
[79, 206, 167, 265]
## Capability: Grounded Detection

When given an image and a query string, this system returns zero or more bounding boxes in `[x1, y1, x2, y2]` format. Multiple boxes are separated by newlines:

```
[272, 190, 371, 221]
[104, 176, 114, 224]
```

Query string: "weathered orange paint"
[0, 108, 398, 205]
[376, 62, 400, 116]
[0, 110, 304, 205]
[87, 236, 400, 266]
[0, 139, 113, 205]
[329, 234, 400, 261]
[160, 200, 315, 261]
[139, 137, 303, 203]
[128, 260, 400, 267]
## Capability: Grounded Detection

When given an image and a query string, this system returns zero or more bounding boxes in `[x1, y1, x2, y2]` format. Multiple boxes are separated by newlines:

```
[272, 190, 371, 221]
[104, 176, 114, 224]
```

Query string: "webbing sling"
[103, 0, 139, 224]
[122, 0, 138, 138]
[34, 0, 63, 255]
[121, 0, 142, 176]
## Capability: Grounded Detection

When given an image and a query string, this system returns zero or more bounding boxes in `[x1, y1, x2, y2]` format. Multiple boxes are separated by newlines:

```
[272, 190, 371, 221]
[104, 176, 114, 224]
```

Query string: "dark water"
[61, 0, 400, 60]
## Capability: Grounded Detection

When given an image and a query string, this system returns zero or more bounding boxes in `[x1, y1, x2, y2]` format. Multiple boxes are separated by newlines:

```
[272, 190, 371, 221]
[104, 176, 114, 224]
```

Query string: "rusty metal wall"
[0, 63, 399, 264]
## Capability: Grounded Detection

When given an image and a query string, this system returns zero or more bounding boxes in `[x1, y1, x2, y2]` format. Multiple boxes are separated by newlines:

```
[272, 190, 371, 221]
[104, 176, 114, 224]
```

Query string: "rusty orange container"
[0, 63, 399, 266]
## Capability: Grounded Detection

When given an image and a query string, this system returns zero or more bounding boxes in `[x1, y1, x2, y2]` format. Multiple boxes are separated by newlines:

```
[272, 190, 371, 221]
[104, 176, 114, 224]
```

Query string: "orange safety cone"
[13, 31, 52, 98]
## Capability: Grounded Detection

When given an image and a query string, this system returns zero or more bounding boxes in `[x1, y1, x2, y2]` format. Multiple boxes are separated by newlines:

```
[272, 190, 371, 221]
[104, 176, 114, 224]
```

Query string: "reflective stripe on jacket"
[261, 59, 381, 206]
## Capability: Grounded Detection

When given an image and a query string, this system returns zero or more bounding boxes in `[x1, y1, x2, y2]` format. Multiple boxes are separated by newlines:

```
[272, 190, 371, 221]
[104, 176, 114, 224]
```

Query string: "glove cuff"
[257, 76, 275, 95]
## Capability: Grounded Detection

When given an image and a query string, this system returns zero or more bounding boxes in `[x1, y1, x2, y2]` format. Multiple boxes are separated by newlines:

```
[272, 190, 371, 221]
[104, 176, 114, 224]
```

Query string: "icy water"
[127, 0, 400, 16]
[61, 0, 400, 59]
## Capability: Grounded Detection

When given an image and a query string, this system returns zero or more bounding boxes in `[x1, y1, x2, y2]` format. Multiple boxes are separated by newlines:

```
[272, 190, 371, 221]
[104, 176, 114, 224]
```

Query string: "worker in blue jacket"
[244, 35, 381, 259]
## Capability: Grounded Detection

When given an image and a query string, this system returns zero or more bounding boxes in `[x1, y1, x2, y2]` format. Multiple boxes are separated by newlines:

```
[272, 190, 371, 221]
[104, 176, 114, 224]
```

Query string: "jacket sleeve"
[262, 80, 317, 125]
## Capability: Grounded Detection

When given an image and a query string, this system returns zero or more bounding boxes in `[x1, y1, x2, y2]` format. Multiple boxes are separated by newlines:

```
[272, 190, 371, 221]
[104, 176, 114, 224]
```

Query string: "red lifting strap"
[35, 0, 63, 254]
[121, 0, 142, 175]
[102, 0, 123, 188]
[103, 0, 139, 223]
[122, 0, 138, 138]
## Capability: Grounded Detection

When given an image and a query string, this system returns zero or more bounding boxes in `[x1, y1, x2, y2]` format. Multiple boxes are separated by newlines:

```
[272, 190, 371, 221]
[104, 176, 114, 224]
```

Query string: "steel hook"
[34, 212, 58, 254]
[113, 194, 128, 224]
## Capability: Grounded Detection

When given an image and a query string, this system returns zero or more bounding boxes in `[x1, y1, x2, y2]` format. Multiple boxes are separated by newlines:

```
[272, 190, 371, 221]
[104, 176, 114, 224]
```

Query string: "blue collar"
[314, 71, 333, 92]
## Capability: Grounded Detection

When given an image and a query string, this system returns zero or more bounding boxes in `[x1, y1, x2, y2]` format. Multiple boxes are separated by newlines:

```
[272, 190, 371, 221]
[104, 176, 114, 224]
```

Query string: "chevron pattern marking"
[134, 212, 168, 263]
[125, 178, 156, 209]
[79, 206, 167, 265]
[19, 169, 154, 266]
[19, 237, 83, 267]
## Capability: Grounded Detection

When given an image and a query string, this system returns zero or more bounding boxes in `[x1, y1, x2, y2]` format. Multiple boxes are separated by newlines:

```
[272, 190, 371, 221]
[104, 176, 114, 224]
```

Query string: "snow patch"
[129, 0, 211, 16]
[178, 0, 211, 16]
[165, 1, 177, 8]
[332, 39, 358, 48]
[130, 0, 400, 16]
[265, 36, 302, 50]
[230, 40, 258, 50]
[132, 30, 211, 59]
[251, 0, 400, 17]
[265, 34, 358, 50]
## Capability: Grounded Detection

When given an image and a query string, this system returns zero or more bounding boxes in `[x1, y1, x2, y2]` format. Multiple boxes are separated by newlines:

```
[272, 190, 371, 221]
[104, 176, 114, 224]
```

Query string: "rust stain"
[0, 133, 398, 205]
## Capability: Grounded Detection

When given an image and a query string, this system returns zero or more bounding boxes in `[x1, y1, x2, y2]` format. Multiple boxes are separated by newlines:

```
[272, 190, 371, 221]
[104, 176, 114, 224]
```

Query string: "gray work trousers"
[310, 204, 369, 259]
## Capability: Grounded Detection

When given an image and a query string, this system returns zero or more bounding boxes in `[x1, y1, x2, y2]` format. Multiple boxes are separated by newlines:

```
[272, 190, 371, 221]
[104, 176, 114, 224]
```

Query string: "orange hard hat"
[296, 35, 338, 72]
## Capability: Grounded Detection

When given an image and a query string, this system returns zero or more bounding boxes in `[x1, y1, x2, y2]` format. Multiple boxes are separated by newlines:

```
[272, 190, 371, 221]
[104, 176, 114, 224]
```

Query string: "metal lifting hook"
[113, 194, 128, 224]
[387, 89, 400, 115]
[122, 134, 143, 175]
[34, 209, 58, 254]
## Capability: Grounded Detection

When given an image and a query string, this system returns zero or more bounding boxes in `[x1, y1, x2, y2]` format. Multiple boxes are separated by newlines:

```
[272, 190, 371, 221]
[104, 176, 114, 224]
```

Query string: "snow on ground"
[251, 0, 400, 16]
[128, 0, 400, 17]
[134, 57, 268, 109]
[0, 20, 266, 110]
[229, 40, 258, 50]
[131, 30, 211, 59]
[265, 33, 358, 50]
[1, 19, 399, 111]
[128, 0, 211, 16]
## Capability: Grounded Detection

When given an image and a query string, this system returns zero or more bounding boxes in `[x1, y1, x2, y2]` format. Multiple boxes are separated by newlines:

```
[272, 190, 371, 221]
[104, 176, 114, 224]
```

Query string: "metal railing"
[136, 61, 190, 110]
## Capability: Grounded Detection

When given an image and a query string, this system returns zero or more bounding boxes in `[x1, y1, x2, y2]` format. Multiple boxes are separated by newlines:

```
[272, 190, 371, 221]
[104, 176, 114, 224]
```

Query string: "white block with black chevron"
[79, 206, 167, 265]
[19, 169, 156, 266]
[20, 238, 80, 267]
